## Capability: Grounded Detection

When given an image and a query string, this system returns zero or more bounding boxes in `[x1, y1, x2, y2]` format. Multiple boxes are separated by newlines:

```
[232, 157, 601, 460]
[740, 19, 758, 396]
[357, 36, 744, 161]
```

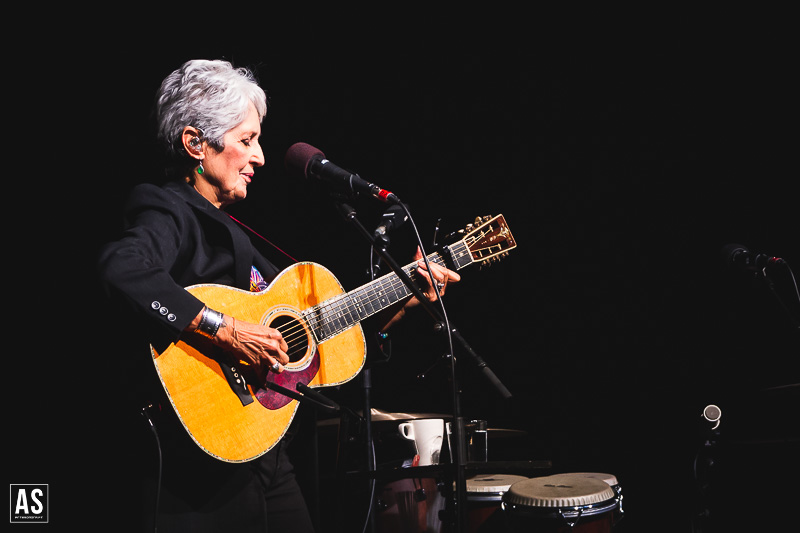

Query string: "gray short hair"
[155, 59, 267, 158]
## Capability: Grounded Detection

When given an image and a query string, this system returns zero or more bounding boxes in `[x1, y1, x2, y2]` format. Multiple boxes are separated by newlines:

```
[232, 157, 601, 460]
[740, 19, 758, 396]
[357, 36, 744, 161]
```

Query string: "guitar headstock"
[448, 214, 517, 270]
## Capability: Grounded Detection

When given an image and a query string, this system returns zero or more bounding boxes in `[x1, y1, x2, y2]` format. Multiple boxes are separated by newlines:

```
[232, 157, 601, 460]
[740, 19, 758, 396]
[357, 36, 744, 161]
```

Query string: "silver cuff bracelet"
[196, 307, 224, 338]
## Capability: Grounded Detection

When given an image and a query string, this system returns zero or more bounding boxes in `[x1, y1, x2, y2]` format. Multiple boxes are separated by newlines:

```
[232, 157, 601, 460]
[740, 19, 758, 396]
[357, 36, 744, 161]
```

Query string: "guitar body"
[151, 262, 366, 462]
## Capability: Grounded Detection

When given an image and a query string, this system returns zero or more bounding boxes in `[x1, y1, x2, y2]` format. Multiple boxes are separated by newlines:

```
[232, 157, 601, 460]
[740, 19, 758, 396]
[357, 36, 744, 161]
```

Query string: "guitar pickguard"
[256, 348, 321, 409]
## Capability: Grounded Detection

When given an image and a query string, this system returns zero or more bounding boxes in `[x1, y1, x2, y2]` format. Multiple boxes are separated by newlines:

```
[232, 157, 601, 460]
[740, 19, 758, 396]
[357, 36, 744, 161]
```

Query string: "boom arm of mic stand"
[449, 327, 513, 400]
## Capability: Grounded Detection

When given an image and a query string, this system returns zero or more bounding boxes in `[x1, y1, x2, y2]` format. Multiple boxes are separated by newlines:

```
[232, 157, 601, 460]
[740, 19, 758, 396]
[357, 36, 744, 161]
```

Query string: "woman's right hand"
[220, 317, 290, 377]
[187, 308, 289, 380]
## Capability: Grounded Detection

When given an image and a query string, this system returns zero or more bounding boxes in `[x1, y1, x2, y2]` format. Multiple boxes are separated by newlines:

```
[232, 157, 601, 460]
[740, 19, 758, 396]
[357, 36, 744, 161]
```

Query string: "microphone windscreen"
[703, 404, 721, 422]
[721, 243, 747, 266]
[285, 142, 325, 178]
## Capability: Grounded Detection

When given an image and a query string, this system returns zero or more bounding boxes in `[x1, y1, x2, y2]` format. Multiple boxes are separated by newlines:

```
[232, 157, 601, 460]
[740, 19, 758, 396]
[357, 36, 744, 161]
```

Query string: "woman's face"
[196, 102, 265, 208]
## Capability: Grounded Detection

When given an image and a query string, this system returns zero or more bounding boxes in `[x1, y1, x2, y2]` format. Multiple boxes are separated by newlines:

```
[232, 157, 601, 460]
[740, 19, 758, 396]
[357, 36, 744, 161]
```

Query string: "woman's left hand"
[411, 247, 461, 303]
[377, 247, 461, 331]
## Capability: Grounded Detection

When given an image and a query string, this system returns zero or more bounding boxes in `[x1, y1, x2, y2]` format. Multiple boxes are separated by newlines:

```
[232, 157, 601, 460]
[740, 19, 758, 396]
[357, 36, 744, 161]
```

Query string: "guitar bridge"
[220, 361, 254, 407]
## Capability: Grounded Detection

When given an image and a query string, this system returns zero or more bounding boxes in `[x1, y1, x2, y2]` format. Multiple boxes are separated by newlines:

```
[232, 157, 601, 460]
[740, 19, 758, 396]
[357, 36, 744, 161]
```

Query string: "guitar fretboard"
[303, 242, 470, 343]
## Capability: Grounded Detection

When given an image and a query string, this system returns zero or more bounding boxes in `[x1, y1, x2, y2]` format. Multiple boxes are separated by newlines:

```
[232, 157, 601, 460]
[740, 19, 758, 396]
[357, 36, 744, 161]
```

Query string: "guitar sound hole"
[269, 314, 310, 364]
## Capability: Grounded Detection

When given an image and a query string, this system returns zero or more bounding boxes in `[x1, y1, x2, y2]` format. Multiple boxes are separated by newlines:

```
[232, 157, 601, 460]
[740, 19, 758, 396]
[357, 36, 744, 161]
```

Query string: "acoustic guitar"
[151, 215, 516, 462]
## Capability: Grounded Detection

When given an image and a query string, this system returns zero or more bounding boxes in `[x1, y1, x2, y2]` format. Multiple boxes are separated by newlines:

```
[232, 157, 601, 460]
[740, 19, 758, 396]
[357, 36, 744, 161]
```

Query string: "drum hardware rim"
[558, 497, 620, 530]
[467, 492, 507, 503]
[615, 489, 624, 516]
[556, 498, 619, 519]
[502, 496, 619, 518]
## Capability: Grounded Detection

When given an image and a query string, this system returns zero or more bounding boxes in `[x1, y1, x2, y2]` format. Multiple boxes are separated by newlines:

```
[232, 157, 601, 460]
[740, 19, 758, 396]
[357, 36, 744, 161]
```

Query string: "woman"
[98, 59, 458, 532]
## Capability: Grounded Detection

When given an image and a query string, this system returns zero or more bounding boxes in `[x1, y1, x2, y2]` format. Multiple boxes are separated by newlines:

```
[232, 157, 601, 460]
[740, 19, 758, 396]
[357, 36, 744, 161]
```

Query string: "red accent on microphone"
[378, 189, 393, 202]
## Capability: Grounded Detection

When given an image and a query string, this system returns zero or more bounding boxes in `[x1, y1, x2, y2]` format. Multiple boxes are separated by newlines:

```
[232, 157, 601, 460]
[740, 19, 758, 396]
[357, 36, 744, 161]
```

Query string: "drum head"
[503, 474, 615, 509]
[467, 474, 530, 495]
[569, 472, 619, 487]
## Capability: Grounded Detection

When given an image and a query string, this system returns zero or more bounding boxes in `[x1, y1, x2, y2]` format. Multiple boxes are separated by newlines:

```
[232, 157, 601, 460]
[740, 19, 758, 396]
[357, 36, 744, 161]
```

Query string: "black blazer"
[98, 180, 280, 352]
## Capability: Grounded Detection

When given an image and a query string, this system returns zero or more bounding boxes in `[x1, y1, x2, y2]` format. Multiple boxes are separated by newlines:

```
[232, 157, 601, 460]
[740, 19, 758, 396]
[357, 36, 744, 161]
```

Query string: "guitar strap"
[229, 215, 299, 265]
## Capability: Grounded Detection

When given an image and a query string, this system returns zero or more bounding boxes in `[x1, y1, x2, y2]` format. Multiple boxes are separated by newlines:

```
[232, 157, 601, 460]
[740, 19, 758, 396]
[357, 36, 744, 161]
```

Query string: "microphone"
[285, 142, 400, 204]
[721, 243, 785, 272]
[374, 203, 408, 238]
[702, 404, 721, 430]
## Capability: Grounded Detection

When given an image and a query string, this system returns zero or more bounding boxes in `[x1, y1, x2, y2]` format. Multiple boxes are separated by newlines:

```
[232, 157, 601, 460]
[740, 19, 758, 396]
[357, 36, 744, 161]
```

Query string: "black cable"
[397, 202, 454, 362]
[141, 406, 162, 533]
[397, 203, 465, 531]
[762, 259, 800, 329]
[359, 205, 455, 533]
[360, 439, 377, 533]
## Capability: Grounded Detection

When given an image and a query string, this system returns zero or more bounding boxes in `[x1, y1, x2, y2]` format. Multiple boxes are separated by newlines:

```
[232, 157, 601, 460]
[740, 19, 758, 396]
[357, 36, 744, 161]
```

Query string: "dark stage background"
[12, 25, 797, 532]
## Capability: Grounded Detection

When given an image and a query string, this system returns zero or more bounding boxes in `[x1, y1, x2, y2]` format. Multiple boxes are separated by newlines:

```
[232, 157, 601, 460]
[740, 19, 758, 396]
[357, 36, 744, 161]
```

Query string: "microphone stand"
[335, 201, 469, 533]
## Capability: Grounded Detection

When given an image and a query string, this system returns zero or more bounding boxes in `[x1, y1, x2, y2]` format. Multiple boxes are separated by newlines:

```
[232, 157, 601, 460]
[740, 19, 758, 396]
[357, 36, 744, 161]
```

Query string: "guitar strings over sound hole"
[269, 314, 311, 364]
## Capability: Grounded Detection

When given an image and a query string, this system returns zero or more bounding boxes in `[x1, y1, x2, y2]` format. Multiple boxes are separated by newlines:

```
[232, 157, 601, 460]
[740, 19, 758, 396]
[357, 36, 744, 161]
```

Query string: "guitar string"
[249, 231, 478, 351]
[268, 241, 475, 359]
[304, 254, 443, 326]
[304, 244, 472, 332]
[275, 260, 433, 347]
[272, 277, 417, 360]
[302, 253, 448, 334]
[271, 240, 481, 361]
[271, 252, 455, 352]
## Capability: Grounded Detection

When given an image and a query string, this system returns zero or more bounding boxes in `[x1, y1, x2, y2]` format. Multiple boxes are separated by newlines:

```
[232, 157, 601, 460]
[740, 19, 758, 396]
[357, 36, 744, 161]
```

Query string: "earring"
[189, 135, 204, 174]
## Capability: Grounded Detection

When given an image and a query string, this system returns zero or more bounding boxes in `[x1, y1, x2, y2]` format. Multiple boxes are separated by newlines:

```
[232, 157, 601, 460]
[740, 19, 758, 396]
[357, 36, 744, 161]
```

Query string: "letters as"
[15, 488, 44, 515]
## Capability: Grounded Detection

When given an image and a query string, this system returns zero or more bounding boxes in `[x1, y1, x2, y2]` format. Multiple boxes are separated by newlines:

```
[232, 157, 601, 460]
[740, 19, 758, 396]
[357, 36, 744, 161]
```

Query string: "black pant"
[139, 413, 315, 533]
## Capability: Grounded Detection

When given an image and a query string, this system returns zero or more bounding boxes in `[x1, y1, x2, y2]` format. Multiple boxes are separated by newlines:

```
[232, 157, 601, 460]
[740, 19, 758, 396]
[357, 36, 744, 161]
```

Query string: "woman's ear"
[181, 126, 205, 160]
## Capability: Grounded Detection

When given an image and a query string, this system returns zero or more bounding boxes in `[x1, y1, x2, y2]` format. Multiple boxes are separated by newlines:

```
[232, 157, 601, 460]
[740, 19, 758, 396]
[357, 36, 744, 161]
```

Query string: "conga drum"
[502, 474, 620, 532]
[465, 474, 529, 532]
[568, 473, 623, 524]
[375, 477, 443, 533]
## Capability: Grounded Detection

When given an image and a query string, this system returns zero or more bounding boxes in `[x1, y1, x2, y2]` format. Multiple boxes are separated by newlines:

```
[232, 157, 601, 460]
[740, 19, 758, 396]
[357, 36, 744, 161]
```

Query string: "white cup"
[398, 419, 444, 466]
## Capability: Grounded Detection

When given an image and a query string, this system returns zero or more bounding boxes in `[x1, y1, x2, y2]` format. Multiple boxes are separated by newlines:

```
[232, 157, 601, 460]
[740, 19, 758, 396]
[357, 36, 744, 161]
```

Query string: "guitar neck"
[304, 240, 472, 343]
